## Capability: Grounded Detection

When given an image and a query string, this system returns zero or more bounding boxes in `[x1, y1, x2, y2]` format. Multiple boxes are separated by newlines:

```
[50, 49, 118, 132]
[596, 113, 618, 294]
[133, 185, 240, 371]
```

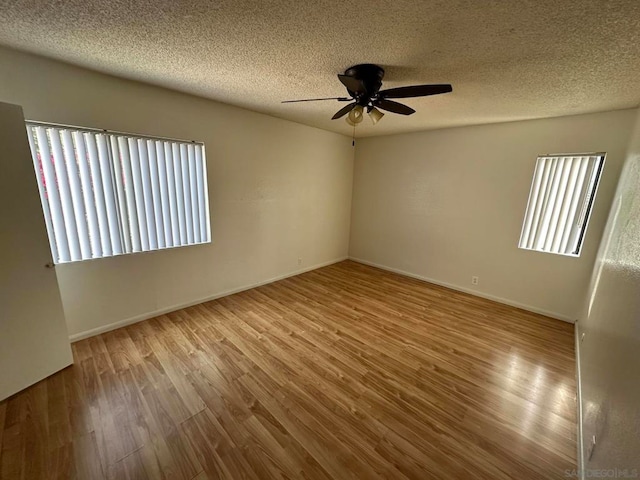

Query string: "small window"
[26, 122, 211, 264]
[518, 153, 605, 257]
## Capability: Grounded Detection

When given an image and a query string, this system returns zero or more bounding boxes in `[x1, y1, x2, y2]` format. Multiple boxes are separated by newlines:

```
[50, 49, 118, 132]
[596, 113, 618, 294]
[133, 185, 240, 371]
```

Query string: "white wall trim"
[575, 322, 586, 480]
[348, 256, 575, 323]
[69, 256, 348, 342]
[71, 254, 575, 342]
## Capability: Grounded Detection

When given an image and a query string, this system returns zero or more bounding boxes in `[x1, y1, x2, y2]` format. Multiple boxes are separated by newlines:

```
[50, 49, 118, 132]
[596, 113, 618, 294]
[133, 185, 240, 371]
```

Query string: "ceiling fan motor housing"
[344, 64, 385, 103]
[282, 63, 451, 122]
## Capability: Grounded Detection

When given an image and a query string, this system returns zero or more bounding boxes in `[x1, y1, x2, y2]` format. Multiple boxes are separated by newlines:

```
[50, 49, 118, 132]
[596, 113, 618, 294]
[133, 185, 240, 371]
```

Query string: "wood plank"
[0, 260, 576, 479]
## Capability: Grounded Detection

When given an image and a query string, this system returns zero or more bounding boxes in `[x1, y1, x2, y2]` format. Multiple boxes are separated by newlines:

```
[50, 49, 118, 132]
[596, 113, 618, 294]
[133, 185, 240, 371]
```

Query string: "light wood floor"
[0, 260, 576, 479]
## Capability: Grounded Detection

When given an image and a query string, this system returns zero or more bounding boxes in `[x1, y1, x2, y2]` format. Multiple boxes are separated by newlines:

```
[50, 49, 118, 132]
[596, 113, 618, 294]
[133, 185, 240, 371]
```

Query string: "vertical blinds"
[26, 123, 211, 264]
[518, 154, 605, 256]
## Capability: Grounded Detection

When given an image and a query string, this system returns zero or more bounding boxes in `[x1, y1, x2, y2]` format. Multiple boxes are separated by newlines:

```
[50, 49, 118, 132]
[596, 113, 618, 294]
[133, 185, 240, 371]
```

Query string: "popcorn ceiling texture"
[0, 0, 638, 137]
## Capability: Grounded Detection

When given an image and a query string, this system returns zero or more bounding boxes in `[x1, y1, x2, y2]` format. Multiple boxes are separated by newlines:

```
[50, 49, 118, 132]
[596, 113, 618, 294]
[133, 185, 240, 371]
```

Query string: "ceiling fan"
[282, 64, 452, 126]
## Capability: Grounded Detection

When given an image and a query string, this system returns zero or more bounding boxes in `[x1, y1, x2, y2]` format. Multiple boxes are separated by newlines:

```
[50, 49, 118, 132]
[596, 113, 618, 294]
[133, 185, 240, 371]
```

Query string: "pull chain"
[352, 123, 356, 147]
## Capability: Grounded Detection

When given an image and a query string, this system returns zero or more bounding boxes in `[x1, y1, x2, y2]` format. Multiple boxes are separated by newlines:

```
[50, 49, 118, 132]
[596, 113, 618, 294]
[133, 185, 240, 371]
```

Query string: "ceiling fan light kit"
[283, 64, 452, 126]
[346, 105, 364, 126]
[368, 106, 384, 124]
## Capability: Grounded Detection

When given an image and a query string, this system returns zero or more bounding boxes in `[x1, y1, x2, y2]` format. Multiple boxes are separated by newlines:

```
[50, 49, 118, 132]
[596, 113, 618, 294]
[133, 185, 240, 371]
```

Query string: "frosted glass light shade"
[368, 107, 384, 124]
[346, 105, 364, 126]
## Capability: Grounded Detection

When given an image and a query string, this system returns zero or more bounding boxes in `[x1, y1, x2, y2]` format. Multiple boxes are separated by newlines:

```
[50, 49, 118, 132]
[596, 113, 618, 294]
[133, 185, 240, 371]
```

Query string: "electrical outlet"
[471, 276, 479, 286]
[298, 258, 302, 266]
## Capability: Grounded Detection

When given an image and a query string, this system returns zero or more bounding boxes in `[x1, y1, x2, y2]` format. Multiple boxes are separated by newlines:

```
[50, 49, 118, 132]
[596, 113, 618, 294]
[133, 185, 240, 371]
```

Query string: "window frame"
[26, 120, 211, 264]
[518, 152, 606, 258]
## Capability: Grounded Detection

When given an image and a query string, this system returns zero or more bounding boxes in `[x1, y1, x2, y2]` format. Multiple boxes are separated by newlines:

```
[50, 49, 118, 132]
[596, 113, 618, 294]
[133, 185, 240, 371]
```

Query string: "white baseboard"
[69, 256, 348, 342]
[71, 255, 573, 342]
[348, 256, 574, 323]
[575, 323, 585, 480]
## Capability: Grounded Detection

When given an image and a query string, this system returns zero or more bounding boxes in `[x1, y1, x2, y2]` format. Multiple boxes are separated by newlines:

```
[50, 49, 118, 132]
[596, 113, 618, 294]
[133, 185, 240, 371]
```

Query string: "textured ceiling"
[0, 0, 639, 137]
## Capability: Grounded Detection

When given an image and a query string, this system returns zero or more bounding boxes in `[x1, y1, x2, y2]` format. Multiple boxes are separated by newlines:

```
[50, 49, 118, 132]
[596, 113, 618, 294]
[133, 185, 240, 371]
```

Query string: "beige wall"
[576, 109, 640, 475]
[349, 110, 637, 320]
[0, 47, 354, 339]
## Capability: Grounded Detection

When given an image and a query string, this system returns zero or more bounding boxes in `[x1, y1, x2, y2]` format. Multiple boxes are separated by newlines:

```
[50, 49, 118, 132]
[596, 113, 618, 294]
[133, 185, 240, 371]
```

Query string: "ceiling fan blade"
[374, 99, 415, 115]
[331, 103, 357, 120]
[282, 97, 350, 103]
[338, 74, 366, 94]
[379, 84, 452, 99]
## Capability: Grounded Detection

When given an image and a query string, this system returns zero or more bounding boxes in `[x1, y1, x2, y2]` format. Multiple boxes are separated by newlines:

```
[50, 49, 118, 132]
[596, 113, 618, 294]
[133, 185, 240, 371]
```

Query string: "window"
[26, 122, 211, 264]
[518, 153, 605, 257]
